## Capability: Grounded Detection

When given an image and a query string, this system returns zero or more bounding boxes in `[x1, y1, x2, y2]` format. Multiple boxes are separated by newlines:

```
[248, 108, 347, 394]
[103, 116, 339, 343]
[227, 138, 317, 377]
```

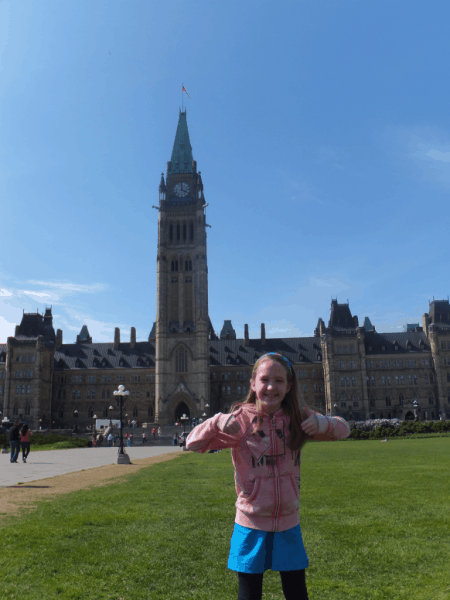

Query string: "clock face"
[174, 183, 190, 197]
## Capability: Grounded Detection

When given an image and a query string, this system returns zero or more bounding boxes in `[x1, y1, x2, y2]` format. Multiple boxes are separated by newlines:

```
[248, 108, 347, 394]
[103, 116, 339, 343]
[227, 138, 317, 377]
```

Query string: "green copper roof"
[170, 110, 193, 174]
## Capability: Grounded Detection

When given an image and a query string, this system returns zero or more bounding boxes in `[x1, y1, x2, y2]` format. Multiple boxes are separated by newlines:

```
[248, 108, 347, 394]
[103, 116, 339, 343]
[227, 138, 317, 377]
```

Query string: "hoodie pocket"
[278, 474, 300, 516]
[236, 476, 276, 518]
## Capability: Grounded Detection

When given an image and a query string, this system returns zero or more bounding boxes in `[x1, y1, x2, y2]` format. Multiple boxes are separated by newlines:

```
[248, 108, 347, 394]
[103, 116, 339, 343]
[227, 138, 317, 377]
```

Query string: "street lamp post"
[113, 385, 131, 465]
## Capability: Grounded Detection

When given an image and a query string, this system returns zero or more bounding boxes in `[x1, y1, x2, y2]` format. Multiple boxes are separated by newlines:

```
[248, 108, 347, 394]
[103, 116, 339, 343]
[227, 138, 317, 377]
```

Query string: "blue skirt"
[228, 523, 309, 574]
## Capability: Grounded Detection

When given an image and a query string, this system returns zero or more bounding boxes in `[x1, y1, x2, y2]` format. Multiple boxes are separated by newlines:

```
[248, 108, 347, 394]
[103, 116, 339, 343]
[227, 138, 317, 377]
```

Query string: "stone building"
[1, 112, 450, 428]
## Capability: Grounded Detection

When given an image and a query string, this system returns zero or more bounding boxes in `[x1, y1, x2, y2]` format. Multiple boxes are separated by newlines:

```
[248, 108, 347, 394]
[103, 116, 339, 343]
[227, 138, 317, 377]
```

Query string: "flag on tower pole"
[182, 85, 190, 98]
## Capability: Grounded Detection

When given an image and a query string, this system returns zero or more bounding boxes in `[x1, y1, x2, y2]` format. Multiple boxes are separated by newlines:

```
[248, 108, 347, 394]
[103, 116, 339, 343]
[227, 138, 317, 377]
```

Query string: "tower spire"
[170, 111, 194, 174]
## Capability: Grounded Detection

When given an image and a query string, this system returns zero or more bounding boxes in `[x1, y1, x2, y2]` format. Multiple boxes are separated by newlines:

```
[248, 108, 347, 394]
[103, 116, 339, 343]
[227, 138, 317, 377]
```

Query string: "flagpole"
[182, 83, 183, 112]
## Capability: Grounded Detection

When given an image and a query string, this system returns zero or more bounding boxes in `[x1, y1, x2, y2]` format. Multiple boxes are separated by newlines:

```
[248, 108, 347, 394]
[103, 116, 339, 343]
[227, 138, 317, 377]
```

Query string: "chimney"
[56, 329, 63, 350]
[261, 323, 266, 345]
[114, 328, 120, 349]
[244, 324, 249, 345]
[130, 327, 136, 349]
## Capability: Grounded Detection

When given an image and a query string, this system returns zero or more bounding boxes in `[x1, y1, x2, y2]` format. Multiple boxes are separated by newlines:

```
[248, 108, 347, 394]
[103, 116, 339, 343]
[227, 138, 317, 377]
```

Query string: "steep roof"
[170, 110, 194, 174]
[364, 331, 430, 354]
[54, 342, 155, 370]
[429, 299, 450, 326]
[15, 311, 55, 343]
[328, 300, 355, 330]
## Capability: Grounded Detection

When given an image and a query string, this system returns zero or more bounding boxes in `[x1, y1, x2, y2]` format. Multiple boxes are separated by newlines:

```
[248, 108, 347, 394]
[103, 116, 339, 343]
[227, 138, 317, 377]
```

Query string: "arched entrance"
[174, 401, 190, 422]
[405, 411, 415, 421]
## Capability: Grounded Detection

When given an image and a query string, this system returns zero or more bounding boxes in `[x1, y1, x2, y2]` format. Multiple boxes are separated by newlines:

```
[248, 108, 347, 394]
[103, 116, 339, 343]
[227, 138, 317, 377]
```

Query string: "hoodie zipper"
[270, 415, 281, 531]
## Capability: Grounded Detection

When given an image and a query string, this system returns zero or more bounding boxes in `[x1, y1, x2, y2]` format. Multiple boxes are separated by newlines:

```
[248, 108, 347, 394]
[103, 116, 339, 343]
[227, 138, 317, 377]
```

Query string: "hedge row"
[349, 419, 450, 439]
[0, 433, 90, 447]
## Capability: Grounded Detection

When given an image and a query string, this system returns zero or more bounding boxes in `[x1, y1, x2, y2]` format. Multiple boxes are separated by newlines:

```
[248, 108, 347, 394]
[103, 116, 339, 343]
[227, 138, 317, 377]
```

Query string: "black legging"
[238, 570, 309, 600]
[21, 442, 31, 459]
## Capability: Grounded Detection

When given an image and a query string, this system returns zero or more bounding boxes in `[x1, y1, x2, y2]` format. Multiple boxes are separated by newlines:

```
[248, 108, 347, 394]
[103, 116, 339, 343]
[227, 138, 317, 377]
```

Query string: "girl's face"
[251, 359, 291, 416]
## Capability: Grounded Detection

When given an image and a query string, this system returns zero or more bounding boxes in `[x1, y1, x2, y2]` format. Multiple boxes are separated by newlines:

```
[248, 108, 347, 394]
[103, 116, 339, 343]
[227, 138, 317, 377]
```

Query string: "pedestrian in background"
[20, 423, 32, 463]
[9, 419, 21, 463]
[158, 426, 162, 437]
[152, 427, 157, 440]
[142, 432, 147, 444]
[129, 432, 133, 445]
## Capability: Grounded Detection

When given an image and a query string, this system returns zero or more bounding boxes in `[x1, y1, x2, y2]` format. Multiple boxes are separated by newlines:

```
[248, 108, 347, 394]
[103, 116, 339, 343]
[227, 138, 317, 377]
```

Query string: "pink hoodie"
[186, 404, 350, 532]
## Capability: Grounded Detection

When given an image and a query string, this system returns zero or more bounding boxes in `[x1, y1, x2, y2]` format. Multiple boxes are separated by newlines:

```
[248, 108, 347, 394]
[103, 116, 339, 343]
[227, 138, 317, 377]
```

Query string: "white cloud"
[26, 281, 105, 293]
[426, 149, 450, 163]
[0, 288, 13, 297]
[23, 290, 52, 298]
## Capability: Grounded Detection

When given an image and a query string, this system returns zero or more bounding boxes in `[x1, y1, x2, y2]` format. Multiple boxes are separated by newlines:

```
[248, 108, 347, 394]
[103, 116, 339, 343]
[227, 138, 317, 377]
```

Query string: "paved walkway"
[1, 446, 183, 487]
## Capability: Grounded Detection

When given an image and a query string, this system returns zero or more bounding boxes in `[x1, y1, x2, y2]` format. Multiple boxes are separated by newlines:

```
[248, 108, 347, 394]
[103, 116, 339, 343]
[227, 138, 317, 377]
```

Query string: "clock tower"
[155, 110, 210, 424]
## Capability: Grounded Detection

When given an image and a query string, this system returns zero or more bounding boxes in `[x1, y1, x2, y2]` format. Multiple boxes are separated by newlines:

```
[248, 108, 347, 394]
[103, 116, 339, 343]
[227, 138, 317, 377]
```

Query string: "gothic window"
[387, 376, 391, 386]
[26, 385, 30, 395]
[171, 258, 179, 272]
[77, 390, 81, 399]
[190, 222, 194, 240]
[399, 393, 404, 405]
[13, 402, 19, 415]
[21, 385, 25, 394]
[102, 389, 105, 399]
[87, 389, 91, 399]
[185, 258, 192, 271]
[385, 395, 391, 407]
[228, 386, 231, 395]
[372, 376, 375, 386]
[15, 384, 19, 394]
[92, 389, 96, 399]
[352, 393, 359, 407]
[148, 405, 154, 418]
[133, 405, 138, 417]
[414, 375, 418, 384]
[119, 359, 124, 367]
[428, 394, 434, 405]
[382, 376, 386, 386]
[424, 374, 428, 384]
[369, 396, 375, 408]
[72, 389, 76, 399]
[175, 347, 187, 373]
[183, 223, 187, 240]
[409, 375, 413, 384]
[222, 385, 226, 395]
[0, 386, 2, 395]
[107, 389, 110, 399]
[401, 375, 404, 385]
[366, 376, 370, 387]
[351, 376, 356, 386]
[238, 385, 241, 395]
[346, 376, 350, 387]
[25, 403, 30, 416]
[137, 390, 140, 397]
[341, 377, 345, 387]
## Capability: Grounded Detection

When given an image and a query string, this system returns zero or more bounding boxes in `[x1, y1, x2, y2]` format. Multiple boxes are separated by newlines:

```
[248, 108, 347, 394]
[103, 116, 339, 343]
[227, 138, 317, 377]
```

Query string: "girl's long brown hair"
[230, 354, 308, 451]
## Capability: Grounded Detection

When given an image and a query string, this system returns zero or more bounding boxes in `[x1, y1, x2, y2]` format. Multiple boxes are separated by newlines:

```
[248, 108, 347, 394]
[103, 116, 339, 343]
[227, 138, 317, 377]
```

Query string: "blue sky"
[1, 0, 450, 344]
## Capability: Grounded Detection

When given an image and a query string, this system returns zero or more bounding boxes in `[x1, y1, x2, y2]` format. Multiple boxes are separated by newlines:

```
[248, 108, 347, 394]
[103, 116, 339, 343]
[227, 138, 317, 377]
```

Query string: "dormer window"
[102, 359, 106, 367]
[382, 346, 385, 351]
[119, 359, 124, 367]
[317, 353, 322, 362]
[394, 345, 398, 351]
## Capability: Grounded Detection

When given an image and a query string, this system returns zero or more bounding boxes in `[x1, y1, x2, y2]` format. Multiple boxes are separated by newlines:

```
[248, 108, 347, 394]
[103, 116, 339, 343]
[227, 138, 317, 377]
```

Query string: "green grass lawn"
[1, 438, 449, 600]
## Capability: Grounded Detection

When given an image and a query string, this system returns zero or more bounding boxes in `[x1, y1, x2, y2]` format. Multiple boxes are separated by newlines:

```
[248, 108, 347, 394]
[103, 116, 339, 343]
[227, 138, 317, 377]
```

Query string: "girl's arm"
[301, 406, 350, 441]
[186, 412, 243, 453]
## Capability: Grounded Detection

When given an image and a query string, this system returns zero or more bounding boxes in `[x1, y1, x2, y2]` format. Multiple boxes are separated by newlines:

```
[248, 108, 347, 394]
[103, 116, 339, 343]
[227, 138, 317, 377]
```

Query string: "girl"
[186, 352, 350, 600]
[20, 423, 32, 463]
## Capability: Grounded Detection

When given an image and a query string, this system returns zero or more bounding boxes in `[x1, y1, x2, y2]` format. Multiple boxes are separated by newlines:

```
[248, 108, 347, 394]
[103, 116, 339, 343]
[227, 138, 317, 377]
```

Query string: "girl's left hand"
[301, 406, 327, 435]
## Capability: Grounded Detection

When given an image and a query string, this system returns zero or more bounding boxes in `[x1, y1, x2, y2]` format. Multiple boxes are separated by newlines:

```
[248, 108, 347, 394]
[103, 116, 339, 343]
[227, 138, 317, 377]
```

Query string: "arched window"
[424, 374, 428, 384]
[176, 347, 187, 373]
[183, 222, 187, 240]
[399, 393, 404, 405]
[346, 376, 350, 387]
[400, 375, 404, 385]
[428, 394, 434, 405]
[171, 258, 179, 272]
[341, 377, 345, 387]
[222, 385, 226, 395]
[72, 390, 76, 399]
[148, 405, 154, 418]
[189, 222, 194, 240]
[185, 258, 192, 271]
[13, 402, 19, 416]
[25, 403, 31, 416]
[107, 389, 110, 399]
[133, 405, 138, 417]
[228, 386, 231, 395]
[102, 389, 105, 399]
[382, 376, 386, 386]
[395, 375, 399, 385]
[92, 389, 96, 399]
[385, 395, 391, 407]
[352, 393, 359, 407]
[21, 385, 25, 394]
[387, 376, 391, 385]
[237, 385, 242, 395]
[77, 390, 81, 399]
[242, 386, 247, 395]
[26, 385, 30, 394]
[351, 376, 356, 386]
[340, 393, 347, 408]
[87, 389, 91, 399]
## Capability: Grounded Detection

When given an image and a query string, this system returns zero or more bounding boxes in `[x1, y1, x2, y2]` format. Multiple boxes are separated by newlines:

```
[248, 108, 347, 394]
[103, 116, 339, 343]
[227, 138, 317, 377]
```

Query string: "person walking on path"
[142, 432, 147, 444]
[107, 432, 113, 447]
[129, 433, 133, 445]
[158, 426, 162, 438]
[20, 423, 32, 462]
[9, 419, 21, 463]
[151, 427, 157, 440]
[186, 352, 350, 600]
[172, 433, 178, 446]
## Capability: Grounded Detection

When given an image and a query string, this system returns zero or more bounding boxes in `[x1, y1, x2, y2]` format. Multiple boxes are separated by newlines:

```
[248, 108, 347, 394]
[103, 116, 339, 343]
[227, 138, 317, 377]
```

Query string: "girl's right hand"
[222, 414, 241, 435]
